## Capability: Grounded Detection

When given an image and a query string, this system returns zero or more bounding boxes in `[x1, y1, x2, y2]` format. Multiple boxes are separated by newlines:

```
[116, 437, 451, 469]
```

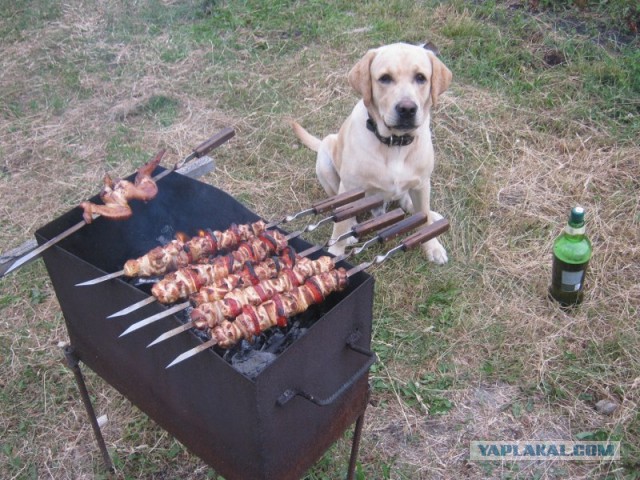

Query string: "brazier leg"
[346, 386, 370, 480]
[63, 345, 114, 473]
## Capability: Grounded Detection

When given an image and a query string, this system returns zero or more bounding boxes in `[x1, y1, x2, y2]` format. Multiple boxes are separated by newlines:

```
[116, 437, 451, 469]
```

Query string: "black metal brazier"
[36, 170, 375, 480]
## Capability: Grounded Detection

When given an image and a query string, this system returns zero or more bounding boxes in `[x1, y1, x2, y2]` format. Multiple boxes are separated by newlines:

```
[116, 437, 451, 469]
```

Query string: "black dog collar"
[366, 118, 415, 147]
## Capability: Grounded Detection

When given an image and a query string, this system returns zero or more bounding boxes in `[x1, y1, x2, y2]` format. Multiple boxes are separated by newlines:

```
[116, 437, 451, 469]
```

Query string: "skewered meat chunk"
[124, 237, 186, 278]
[80, 149, 165, 224]
[123, 220, 267, 277]
[190, 255, 336, 330]
[151, 230, 289, 303]
[209, 268, 348, 348]
[188, 248, 298, 306]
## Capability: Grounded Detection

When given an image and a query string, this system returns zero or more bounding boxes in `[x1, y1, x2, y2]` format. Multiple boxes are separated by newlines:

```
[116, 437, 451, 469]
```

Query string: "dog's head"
[348, 42, 452, 136]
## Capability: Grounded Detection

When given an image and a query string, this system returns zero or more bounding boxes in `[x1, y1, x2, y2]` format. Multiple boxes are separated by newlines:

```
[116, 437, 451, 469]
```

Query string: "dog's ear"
[422, 41, 440, 57]
[426, 50, 452, 107]
[348, 49, 377, 108]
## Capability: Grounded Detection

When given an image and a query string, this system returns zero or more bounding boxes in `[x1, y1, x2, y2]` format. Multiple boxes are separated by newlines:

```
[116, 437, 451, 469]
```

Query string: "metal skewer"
[120, 247, 326, 337]
[265, 188, 365, 228]
[120, 302, 191, 337]
[148, 211, 429, 346]
[2, 128, 235, 278]
[345, 218, 450, 277]
[166, 218, 450, 369]
[108, 296, 158, 318]
[349, 210, 427, 255]
[282, 194, 384, 238]
[166, 337, 219, 368]
[108, 195, 385, 321]
[76, 189, 366, 287]
[326, 208, 404, 246]
[130, 252, 326, 339]
[76, 268, 127, 286]
[145, 210, 419, 346]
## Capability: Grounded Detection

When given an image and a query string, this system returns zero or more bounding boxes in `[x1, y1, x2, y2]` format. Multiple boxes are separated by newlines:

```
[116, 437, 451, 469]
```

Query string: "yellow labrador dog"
[292, 42, 452, 264]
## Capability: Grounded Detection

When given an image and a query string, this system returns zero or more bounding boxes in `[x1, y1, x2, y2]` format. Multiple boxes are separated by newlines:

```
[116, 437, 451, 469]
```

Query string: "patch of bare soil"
[507, 1, 638, 49]
[363, 383, 614, 479]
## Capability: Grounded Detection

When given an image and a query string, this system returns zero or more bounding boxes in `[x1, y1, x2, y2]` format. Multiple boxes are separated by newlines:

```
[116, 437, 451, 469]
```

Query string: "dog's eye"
[415, 73, 427, 84]
[378, 74, 393, 84]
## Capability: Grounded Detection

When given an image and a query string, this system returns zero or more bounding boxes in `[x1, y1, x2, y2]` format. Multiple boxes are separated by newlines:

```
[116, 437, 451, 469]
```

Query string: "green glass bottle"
[549, 207, 592, 307]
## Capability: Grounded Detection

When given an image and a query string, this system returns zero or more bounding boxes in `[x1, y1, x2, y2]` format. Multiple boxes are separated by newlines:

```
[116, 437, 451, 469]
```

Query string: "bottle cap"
[569, 206, 585, 228]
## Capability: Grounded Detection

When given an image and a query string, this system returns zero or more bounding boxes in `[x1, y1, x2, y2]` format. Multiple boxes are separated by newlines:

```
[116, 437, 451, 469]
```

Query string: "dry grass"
[1, 1, 639, 479]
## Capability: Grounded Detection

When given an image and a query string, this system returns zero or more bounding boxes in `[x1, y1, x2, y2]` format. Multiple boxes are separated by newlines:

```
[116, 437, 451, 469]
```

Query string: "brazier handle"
[276, 335, 376, 407]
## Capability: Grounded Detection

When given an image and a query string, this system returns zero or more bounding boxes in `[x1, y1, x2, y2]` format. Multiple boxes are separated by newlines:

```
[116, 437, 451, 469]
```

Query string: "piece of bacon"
[188, 248, 298, 307]
[150, 230, 289, 304]
[209, 268, 348, 348]
[190, 255, 336, 330]
[80, 149, 165, 224]
[122, 220, 267, 277]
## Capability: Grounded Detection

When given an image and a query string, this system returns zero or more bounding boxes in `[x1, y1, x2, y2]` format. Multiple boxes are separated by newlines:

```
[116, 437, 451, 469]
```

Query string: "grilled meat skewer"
[144, 256, 337, 347]
[123, 220, 267, 278]
[3, 128, 236, 279]
[211, 268, 349, 348]
[76, 219, 267, 286]
[151, 230, 290, 304]
[76, 189, 365, 286]
[80, 149, 165, 224]
[119, 247, 302, 337]
[166, 218, 450, 368]
[140, 210, 430, 341]
[191, 257, 335, 329]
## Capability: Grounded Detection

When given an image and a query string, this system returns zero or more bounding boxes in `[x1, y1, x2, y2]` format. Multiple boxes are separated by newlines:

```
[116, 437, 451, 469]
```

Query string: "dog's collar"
[366, 118, 415, 147]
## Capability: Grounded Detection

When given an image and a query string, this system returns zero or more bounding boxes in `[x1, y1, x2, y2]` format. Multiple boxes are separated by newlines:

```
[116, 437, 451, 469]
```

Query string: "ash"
[224, 303, 334, 379]
[221, 318, 311, 380]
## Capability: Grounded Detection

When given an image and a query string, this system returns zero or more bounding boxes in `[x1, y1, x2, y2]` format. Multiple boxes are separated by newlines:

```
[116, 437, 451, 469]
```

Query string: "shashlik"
[151, 230, 289, 304]
[123, 195, 380, 279]
[79, 190, 378, 288]
[166, 218, 451, 368]
[123, 220, 267, 277]
[124, 247, 306, 339]
[190, 255, 336, 330]
[187, 249, 297, 307]
[209, 268, 348, 348]
[80, 149, 165, 224]
[142, 212, 432, 341]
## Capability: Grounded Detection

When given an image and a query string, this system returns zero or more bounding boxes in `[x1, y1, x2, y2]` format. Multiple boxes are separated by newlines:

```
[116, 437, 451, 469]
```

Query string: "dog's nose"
[396, 100, 418, 119]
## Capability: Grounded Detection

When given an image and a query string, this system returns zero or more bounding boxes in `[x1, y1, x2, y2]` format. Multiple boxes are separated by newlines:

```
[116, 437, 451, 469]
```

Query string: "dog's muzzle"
[394, 100, 418, 129]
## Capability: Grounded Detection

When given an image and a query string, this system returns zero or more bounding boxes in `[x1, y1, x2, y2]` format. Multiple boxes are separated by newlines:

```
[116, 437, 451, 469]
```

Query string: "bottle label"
[565, 225, 585, 236]
[561, 270, 584, 292]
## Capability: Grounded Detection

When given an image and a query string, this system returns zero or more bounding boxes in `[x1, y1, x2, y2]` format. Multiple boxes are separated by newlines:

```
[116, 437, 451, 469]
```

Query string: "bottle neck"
[564, 224, 585, 236]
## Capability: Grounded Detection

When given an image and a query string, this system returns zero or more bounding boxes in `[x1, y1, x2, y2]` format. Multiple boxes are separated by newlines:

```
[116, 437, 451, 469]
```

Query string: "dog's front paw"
[327, 236, 355, 256]
[422, 239, 448, 265]
[328, 243, 346, 256]
[345, 235, 358, 246]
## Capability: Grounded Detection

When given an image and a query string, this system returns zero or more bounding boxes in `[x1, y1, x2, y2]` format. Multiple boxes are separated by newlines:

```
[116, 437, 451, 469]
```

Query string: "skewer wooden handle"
[332, 195, 384, 222]
[401, 219, 450, 250]
[192, 128, 235, 157]
[311, 188, 366, 214]
[377, 212, 428, 242]
[351, 208, 405, 237]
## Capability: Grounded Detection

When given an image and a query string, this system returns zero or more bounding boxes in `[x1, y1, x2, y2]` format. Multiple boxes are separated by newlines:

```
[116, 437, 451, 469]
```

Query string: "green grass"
[0, 0, 62, 40]
[439, 2, 640, 141]
[0, 0, 638, 478]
